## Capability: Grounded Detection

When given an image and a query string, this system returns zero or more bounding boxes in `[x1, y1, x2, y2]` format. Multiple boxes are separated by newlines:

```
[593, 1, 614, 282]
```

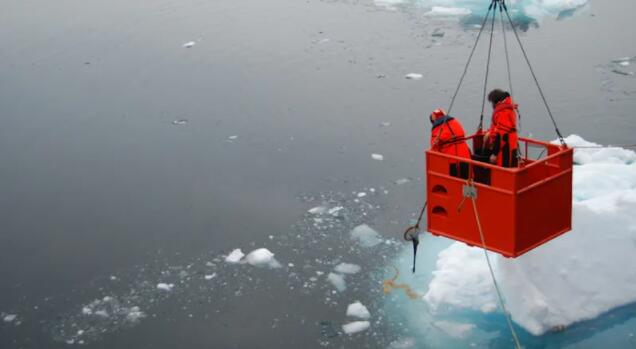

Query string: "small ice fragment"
[126, 306, 145, 322]
[109, 275, 117, 281]
[228, 135, 239, 140]
[404, 73, 423, 80]
[308, 206, 327, 215]
[327, 273, 346, 292]
[357, 192, 367, 198]
[371, 153, 384, 161]
[380, 121, 391, 127]
[183, 41, 196, 48]
[611, 69, 634, 76]
[619, 61, 630, 66]
[94, 310, 109, 317]
[81, 307, 92, 315]
[389, 337, 416, 349]
[342, 320, 370, 334]
[225, 248, 245, 263]
[327, 206, 344, 216]
[432, 320, 475, 339]
[204, 273, 217, 280]
[346, 301, 371, 319]
[350, 224, 382, 247]
[316, 38, 331, 44]
[245, 248, 280, 268]
[172, 119, 188, 125]
[3, 314, 17, 323]
[77, 330, 84, 335]
[394, 177, 411, 185]
[334, 263, 361, 274]
[369, 188, 376, 193]
[157, 283, 174, 291]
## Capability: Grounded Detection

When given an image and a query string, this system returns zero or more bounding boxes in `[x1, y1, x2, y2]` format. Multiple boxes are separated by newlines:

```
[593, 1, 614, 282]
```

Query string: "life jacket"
[488, 96, 518, 167]
[431, 116, 471, 160]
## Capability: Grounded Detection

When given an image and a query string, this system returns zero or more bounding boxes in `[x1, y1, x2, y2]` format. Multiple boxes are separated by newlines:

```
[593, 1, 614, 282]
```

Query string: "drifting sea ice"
[371, 153, 384, 161]
[404, 73, 423, 80]
[182, 41, 196, 48]
[423, 135, 636, 335]
[334, 263, 361, 274]
[156, 283, 174, 292]
[327, 273, 347, 292]
[424, 6, 472, 16]
[342, 320, 370, 334]
[3, 314, 17, 323]
[346, 301, 371, 319]
[350, 224, 383, 247]
[245, 248, 281, 268]
[225, 248, 245, 263]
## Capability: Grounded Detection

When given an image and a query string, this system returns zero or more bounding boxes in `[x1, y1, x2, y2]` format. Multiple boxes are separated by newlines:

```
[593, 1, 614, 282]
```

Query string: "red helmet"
[430, 108, 447, 121]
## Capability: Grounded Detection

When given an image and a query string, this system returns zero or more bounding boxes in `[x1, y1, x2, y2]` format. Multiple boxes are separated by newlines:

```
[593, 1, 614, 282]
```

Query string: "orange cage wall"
[426, 136, 573, 258]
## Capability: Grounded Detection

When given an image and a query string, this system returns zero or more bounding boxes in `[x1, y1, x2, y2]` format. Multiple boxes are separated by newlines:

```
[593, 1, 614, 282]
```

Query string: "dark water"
[1, 0, 634, 348]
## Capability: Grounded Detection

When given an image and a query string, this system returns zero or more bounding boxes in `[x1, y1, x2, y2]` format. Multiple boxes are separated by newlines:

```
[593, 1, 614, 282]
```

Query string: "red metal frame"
[426, 134, 573, 258]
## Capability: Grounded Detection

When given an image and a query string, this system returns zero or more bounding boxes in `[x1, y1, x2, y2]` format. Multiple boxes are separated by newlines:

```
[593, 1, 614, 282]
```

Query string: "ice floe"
[245, 248, 280, 268]
[346, 301, 371, 319]
[182, 41, 196, 48]
[3, 314, 17, 323]
[424, 135, 636, 335]
[350, 224, 383, 247]
[327, 272, 347, 292]
[404, 73, 423, 80]
[225, 248, 245, 263]
[156, 283, 174, 291]
[371, 153, 384, 161]
[334, 263, 361, 274]
[342, 320, 370, 334]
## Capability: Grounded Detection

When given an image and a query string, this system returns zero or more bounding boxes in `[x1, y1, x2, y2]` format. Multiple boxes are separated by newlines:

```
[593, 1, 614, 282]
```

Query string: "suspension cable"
[479, 1, 498, 130]
[501, 1, 566, 146]
[447, 0, 496, 115]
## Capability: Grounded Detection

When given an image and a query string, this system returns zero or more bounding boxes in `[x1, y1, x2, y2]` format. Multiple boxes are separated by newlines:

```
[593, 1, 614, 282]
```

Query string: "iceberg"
[423, 135, 636, 335]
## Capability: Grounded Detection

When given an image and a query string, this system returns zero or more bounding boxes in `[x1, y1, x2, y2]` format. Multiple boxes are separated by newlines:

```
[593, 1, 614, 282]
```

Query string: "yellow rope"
[383, 266, 420, 300]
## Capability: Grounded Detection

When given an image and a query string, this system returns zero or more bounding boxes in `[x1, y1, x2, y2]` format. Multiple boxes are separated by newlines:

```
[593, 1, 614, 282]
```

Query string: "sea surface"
[1, 0, 635, 348]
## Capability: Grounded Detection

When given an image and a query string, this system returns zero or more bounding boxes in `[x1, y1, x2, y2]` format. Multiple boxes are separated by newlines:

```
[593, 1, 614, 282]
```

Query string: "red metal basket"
[426, 134, 573, 258]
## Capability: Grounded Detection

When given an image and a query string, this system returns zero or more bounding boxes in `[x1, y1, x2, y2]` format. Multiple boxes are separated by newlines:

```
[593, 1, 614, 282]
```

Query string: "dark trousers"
[450, 162, 469, 179]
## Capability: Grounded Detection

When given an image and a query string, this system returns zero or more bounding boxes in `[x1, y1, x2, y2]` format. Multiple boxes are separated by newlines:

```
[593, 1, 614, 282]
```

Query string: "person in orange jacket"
[485, 89, 518, 167]
[429, 108, 472, 179]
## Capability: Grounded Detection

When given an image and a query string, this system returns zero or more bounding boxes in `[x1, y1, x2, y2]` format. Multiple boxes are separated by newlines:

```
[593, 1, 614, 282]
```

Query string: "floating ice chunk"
[157, 283, 174, 292]
[342, 320, 370, 334]
[327, 273, 346, 292]
[94, 310, 109, 317]
[559, 135, 636, 165]
[204, 273, 217, 280]
[380, 121, 391, 127]
[225, 248, 245, 263]
[346, 301, 371, 319]
[126, 306, 145, 322]
[182, 41, 196, 48]
[327, 206, 344, 216]
[172, 119, 188, 125]
[425, 6, 472, 16]
[389, 337, 416, 349]
[371, 153, 384, 161]
[404, 73, 423, 80]
[81, 307, 92, 315]
[308, 206, 327, 215]
[228, 135, 239, 140]
[317, 38, 331, 44]
[245, 248, 280, 268]
[334, 263, 361, 274]
[350, 224, 383, 247]
[3, 314, 17, 323]
[424, 137, 636, 335]
[357, 192, 367, 198]
[394, 177, 411, 185]
[432, 320, 475, 339]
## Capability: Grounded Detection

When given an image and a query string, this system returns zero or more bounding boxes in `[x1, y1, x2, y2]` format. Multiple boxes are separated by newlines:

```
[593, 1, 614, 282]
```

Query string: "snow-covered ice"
[3, 314, 17, 323]
[350, 224, 383, 247]
[327, 272, 346, 292]
[371, 153, 384, 161]
[225, 248, 245, 263]
[308, 206, 327, 215]
[156, 283, 174, 292]
[342, 320, 370, 334]
[228, 135, 239, 140]
[334, 263, 361, 274]
[346, 301, 371, 319]
[182, 41, 196, 48]
[404, 73, 423, 80]
[424, 135, 636, 335]
[245, 248, 280, 268]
